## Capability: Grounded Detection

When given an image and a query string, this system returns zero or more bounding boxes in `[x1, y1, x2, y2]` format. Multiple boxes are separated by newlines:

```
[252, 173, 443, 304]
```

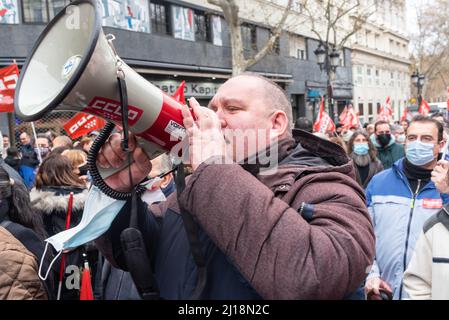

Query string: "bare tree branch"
[245, 0, 293, 70]
[208, 0, 293, 75]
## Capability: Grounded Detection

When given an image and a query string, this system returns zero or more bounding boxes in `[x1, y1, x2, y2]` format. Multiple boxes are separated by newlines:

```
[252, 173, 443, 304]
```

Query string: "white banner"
[172, 5, 195, 41]
[100, 0, 150, 33]
[0, 0, 19, 24]
[211, 15, 222, 46]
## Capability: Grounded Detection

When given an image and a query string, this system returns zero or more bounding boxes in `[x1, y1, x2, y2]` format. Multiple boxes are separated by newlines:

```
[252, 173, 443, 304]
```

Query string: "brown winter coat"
[100, 129, 375, 299]
[0, 226, 47, 300]
[177, 129, 375, 299]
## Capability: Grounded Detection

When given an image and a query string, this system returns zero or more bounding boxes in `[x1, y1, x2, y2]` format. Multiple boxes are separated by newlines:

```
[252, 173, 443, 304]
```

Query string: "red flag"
[80, 261, 94, 300]
[401, 106, 413, 122]
[172, 80, 186, 104]
[313, 97, 336, 133]
[377, 97, 393, 122]
[63, 112, 106, 139]
[419, 97, 430, 115]
[0, 63, 19, 112]
[341, 104, 360, 129]
[339, 105, 348, 124]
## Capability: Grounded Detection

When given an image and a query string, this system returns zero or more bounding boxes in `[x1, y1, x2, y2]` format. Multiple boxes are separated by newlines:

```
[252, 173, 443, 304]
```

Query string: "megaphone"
[14, 0, 187, 162]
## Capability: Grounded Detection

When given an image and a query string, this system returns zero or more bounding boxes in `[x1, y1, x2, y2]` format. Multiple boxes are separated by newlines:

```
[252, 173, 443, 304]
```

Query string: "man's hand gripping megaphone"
[98, 97, 228, 191]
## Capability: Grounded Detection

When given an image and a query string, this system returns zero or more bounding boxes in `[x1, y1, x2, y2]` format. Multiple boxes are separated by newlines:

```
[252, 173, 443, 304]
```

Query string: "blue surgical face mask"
[39, 186, 126, 281]
[406, 140, 437, 166]
[353, 143, 369, 155]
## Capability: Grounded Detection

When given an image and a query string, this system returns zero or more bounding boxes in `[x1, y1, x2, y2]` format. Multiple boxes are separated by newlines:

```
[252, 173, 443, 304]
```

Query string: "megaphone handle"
[87, 122, 146, 200]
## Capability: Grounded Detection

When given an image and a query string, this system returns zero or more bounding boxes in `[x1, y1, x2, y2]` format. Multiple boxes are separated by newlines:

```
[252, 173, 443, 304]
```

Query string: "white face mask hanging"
[39, 186, 126, 280]
[38, 178, 166, 281]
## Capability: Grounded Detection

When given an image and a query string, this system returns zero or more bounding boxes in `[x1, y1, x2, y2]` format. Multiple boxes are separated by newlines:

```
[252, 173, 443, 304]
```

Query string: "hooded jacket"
[370, 134, 404, 169]
[99, 130, 375, 299]
[0, 225, 47, 299]
[30, 186, 90, 300]
[403, 206, 449, 299]
[366, 158, 449, 299]
[30, 187, 87, 236]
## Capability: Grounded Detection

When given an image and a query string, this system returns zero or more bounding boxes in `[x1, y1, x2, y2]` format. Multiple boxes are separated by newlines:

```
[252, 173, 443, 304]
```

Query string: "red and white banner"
[339, 104, 360, 129]
[0, 63, 19, 112]
[377, 96, 393, 123]
[418, 97, 430, 115]
[63, 112, 106, 139]
[313, 97, 335, 133]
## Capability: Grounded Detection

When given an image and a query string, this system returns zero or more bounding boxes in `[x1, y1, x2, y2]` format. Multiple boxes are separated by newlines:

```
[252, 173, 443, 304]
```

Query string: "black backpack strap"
[1, 220, 55, 299]
[175, 163, 207, 300]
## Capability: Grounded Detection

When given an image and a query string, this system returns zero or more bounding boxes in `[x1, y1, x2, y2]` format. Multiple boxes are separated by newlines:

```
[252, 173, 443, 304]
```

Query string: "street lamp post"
[411, 70, 425, 109]
[314, 43, 340, 122]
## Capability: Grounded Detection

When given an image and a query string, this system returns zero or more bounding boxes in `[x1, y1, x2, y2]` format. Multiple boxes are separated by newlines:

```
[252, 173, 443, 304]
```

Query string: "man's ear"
[270, 111, 289, 138]
[439, 139, 446, 151]
[160, 174, 173, 188]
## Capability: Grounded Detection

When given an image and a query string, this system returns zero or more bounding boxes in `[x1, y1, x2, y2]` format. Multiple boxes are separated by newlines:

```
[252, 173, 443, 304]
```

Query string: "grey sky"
[406, 0, 433, 36]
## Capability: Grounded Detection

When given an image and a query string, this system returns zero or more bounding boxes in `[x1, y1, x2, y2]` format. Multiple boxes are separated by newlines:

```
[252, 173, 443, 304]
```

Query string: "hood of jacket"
[257, 129, 357, 191]
[30, 187, 87, 215]
[370, 133, 396, 149]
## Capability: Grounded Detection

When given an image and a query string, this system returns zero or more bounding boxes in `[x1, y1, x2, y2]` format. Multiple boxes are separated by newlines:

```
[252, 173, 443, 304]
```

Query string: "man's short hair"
[36, 133, 52, 146]
[52, 135, 73, 148]
[410, 114, 444, 142]
[239, 72, 293, 128]
[294, 117, 313, 132]
[374, 120, 390, 133]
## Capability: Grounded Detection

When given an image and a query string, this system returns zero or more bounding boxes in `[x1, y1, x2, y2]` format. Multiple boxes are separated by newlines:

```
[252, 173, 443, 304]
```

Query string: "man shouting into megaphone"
[95, 73, 375, 300]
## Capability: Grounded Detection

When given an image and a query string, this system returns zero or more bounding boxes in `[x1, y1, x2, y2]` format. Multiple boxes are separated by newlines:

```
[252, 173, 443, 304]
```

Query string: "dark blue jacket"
[107, 197, 261, 299]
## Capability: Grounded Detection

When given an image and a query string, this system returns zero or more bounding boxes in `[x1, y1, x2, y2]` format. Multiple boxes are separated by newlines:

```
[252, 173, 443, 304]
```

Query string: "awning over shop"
[307, 89, 322, 98]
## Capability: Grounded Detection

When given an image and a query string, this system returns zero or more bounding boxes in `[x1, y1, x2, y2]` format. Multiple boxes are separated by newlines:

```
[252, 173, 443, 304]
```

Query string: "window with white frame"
[355, 65, 363, 86]
[375, 69, 380, 86]
[289, 35, 307, 60]
[367, 66, 373, 86]
[339, 49, 345, 67]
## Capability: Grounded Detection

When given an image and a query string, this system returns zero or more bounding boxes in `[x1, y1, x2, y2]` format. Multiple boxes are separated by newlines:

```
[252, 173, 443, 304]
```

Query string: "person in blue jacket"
[365, 115, 449, 300]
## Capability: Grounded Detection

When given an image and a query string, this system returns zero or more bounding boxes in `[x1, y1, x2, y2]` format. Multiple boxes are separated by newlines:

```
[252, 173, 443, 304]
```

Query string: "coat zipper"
[398, 179, 421, 299]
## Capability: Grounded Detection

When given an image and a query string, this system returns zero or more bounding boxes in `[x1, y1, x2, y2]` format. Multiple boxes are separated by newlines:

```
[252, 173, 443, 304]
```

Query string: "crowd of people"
[1, 73, 449, 300]
[295, 111, 449, 300]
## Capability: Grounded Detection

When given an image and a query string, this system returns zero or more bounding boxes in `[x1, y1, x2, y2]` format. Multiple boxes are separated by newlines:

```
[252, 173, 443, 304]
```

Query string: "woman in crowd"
[30, 155, 91, 299]
[0, 163, 52, 299]
[61, 149, 89, 186]
[347, 130, 384, 188]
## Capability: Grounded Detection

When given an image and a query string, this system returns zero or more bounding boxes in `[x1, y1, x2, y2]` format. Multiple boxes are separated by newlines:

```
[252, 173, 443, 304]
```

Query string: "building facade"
[350, 0, 411, 124]
[0, 0, 355, 139]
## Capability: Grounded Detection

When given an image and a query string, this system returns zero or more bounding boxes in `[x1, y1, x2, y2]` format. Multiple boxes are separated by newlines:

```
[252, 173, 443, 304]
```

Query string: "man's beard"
[351, 153, 371, 167]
